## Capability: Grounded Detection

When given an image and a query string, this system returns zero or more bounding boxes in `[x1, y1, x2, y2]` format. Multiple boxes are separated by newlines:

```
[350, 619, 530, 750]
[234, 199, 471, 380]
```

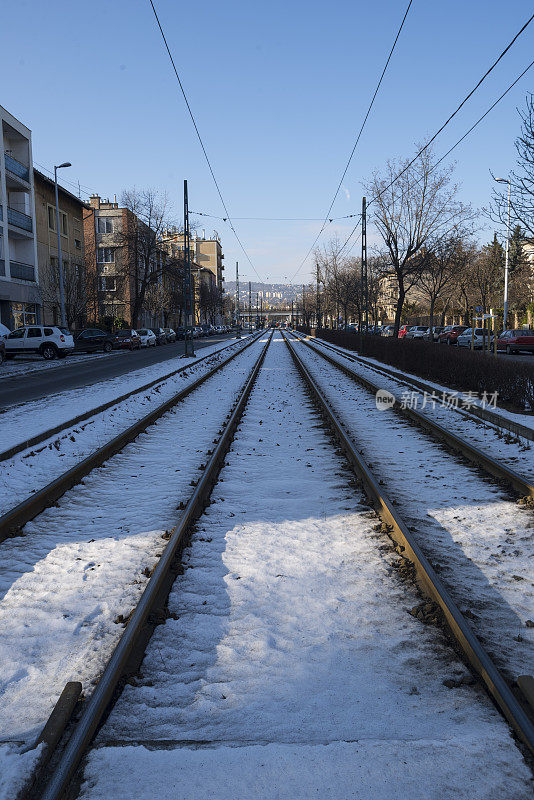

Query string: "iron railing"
[4, 152, 30, 182]
[10, 260, 35, 281]
[7, 206, 32, 232]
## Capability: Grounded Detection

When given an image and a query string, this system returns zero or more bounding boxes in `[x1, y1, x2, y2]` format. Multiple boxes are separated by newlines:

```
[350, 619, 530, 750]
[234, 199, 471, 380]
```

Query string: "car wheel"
[506, 346, 512, 355]
[41, 344, 58, 360]
[103, 342, 112, 353]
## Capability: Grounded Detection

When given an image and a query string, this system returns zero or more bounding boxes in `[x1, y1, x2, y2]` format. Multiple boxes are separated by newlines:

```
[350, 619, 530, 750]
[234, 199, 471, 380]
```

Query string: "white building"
[0, 105, 40, 329]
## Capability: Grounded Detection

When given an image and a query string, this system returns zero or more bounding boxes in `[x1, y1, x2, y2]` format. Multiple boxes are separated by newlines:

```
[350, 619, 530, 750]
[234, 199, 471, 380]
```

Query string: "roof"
[33, 168, 91, 210]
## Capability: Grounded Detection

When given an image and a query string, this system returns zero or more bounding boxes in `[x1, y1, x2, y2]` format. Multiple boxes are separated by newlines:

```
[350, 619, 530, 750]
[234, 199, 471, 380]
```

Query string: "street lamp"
[54, 162, 72, 327]
[494, 176, 511, 330]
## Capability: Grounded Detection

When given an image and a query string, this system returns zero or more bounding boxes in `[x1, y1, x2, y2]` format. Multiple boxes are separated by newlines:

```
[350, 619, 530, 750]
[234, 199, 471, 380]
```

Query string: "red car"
[496, 329, 534, 355]
[438, 325, 468, 345]
[110, 329, 141, 350]
[398, 325, 410, 338]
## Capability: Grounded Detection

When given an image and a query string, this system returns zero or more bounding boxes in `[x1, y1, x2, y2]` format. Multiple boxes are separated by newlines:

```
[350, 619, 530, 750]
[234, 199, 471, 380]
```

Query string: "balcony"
[10, 260, 35, 281]
[7, 207, 32, 232]
[4, 152, 29, 182]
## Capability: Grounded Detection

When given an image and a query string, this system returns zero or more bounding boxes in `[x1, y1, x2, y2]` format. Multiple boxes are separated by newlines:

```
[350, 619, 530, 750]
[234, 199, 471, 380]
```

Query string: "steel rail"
[288, 331, 534, 498]
[0, 331, 264, 544]
[38, 331, 273, 800]
[299, 331, 534, 443]
[0, 334, 258, 465]
[283, 331, 534, 756]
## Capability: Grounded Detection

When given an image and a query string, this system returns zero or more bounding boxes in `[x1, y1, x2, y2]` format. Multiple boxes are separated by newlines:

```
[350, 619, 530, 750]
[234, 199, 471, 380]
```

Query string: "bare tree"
[490, 94, 534, 238]
[41, 258, 86, 329]
[117, 188, 173, 327]
[415, 236, 467, 335]
[366, 147, 473, 335]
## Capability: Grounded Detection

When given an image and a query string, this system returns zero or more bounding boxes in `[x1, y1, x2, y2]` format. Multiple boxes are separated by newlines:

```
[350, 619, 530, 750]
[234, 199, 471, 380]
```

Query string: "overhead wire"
[289, 0, 413, 283]
[147, 0, 263, 283]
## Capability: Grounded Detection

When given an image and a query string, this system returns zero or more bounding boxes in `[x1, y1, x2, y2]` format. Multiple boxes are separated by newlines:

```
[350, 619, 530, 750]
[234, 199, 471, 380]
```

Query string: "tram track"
[19, 331, 533, 800]
[0, 332, 264, 544]
[282, 330, 534, 756]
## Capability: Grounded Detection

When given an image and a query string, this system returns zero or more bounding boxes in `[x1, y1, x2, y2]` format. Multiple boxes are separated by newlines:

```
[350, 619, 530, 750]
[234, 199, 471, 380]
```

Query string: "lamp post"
[54, 162, 71, 327]
[494, 177, 511, 330]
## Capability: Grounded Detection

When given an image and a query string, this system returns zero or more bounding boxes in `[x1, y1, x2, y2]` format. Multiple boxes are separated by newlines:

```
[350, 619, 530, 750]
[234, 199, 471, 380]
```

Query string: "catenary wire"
[147, 0, 263, 282]
[288, 0, 413, 283]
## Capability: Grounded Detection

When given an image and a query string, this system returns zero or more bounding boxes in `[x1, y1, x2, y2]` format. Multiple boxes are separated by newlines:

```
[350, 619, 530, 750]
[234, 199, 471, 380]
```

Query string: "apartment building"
[84, 194, 166, 327]
[0, 105, 40, 329]
[161, 228, 224, 287]
[33, 169, 88, 328]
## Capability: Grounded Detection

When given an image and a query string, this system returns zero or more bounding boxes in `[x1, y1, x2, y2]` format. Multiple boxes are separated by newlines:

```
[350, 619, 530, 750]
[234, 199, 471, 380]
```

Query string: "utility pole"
[360, 196, 368, 348]
[260, 296, 263, 328]
[302, 284, 305, 328]
[235, 261, 241, 339]
[291, 300, 294, 328]
[316, 263, 321, 329]
[183, 179, 195, 356]
[256, 292, 259, 329]
[248, 281, 252, 333]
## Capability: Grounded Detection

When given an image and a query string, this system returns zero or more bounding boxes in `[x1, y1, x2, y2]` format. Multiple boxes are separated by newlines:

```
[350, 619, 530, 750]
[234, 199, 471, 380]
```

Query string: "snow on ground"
[0, 336, 254, 517]
[0, 337, 265, 794]
[307, 332, 534, 437]
[291, 337, 534, 679]
[80, 334, 532, 800]
[0, 742, 43, 800]
[0, 349, 122, 378]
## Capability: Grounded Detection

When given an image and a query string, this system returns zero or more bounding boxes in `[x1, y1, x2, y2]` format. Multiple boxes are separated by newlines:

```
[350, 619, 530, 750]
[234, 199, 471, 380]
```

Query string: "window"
[99, 276, 116, 291]
[74, 238, 81, 249]
[48, 207, 55, 230]
[97, 247, 115, 263]
[97, 217, 113, 234]
[8, 328, 25, 339]
[44, 328, 54, 336]
[27, 327, 42, 338]
[61, 213, 68, 236]
[12, 302, 37, 328]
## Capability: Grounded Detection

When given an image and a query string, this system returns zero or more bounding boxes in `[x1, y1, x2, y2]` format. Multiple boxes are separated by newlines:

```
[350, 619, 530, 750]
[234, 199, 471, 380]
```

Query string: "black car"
[75, 328, 114, 353]
[174, 327, 186, 340]
[150, 327, 167, 345]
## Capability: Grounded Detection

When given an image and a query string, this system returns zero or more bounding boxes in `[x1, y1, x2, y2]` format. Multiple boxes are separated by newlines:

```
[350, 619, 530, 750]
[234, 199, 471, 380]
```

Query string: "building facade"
[33, 169, 88, 328]
[162, 229, 224, 287]
[0, 105, 40, 329]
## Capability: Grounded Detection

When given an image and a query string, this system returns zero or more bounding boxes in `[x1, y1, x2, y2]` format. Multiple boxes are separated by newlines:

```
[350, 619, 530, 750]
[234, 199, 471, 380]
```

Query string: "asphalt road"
[0, 334, 237, 410]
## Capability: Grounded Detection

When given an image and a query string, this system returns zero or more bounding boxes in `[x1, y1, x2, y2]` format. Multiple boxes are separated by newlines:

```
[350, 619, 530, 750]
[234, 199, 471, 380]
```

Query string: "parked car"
[110, 329, 141, 350]
[496, 329, 534, 354]
[0, 337, 4, 365]
[163, 328, 176, 342]
[457, 327, 494, 349]
[136, 328, 157, 347]
[398, 325, 410, 338]
[75, 328, 114, 353]
[438, 325, 468, 345]
[174, 327, 186, 340]
[0, 322, 11, 339]
[193, 326, 203, 338]
[381, 325, 395, 337]
[405, 325, 429, 339]
[150, 327, 167, 345]
[423, 326, 444, 342]
[4, 325, 74, 360]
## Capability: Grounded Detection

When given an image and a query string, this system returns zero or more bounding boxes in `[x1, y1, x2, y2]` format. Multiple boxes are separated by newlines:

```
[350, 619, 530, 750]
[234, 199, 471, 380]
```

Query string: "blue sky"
[2, 0, 533, 284]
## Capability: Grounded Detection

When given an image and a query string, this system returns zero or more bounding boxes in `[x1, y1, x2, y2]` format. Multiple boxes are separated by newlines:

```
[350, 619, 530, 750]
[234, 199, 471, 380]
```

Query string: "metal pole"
[236, 262, 241, 338]
[248, 281, 252, 333]
[54, 167, 67, 327]
[291, 300, 294, 328]
[183, 179, 195, 356]
[256, 292, 259, 329]
[360, 196, 367, 347]
[504, 181, 511, 329]
[316, 263, 321, 329]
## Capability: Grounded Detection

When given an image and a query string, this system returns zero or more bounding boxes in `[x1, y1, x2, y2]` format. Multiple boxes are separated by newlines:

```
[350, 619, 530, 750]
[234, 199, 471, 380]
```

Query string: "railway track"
[17, 331, 532, 800]
[0, 332, 271, 798]
[288, 330, 534, 495]
[0, 332, 264, 543]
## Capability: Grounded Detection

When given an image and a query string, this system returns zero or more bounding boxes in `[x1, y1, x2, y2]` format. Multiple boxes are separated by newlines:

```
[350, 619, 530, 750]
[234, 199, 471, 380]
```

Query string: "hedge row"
[314, 330, 534, 410]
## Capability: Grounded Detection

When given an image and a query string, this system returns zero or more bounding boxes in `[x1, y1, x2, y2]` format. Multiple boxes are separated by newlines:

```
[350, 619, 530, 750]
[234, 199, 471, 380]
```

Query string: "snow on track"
[306, 335, 534, 480]
[291, 337, 534, 680]
[0, 337, 254, 517]
[79, 334, 532, 800]
[0, 337, 266, 797]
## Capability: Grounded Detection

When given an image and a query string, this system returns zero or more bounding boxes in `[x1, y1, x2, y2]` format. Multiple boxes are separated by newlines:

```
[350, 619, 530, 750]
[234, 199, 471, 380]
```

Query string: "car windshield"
[116, 330, 130, 337]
